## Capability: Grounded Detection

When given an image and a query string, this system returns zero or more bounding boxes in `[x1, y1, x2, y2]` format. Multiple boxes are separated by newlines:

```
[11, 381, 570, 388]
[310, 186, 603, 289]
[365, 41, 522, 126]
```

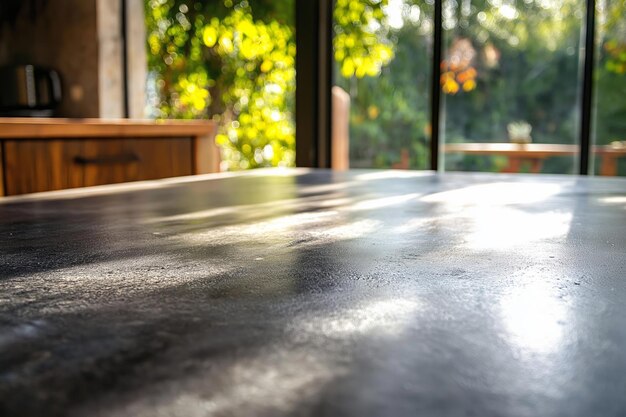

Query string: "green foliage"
[146, 0, 296, 169]
[335, 12, 433, 169]
[339, 0, 624, 174]
[147, 0, 626, 175]
[602, 0, 626, 75]
[146, 0, 396, 170]
[334, 0, 394, 78]
[441, 0, 587, 173]
[592, 0, 626, 174]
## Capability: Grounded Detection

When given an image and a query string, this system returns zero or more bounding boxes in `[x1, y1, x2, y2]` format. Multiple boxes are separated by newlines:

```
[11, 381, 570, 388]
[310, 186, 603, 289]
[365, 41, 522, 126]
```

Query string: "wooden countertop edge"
[0, 118, 217, 139]
[443, 143, 626, 154]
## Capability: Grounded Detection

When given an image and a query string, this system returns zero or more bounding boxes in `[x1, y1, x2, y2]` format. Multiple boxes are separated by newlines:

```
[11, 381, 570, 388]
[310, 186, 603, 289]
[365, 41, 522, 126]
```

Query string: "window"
[441, 0, 584, 175]
[332, 0, 433, 170]
[145, 0, 626, 176]
[592, 0, 626, 176]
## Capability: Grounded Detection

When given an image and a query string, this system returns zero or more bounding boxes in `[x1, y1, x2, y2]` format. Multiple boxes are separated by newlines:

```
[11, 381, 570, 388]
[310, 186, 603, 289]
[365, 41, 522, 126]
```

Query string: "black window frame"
[297, 0, 598, 175]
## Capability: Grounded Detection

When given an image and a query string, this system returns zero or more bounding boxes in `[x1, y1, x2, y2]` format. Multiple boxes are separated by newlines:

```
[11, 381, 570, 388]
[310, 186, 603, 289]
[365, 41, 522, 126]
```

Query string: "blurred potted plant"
[507, 121, 532, 145]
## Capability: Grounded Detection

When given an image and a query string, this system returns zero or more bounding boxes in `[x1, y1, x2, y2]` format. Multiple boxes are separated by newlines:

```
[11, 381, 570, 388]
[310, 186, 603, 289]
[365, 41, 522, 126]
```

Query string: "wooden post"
[97, 0, 125, 118]
[0, 142, 5, 196]
[331, 86, 350, 170]
[125, 0, 148, 119]
[192, 126, 221, 174]
[599, 154, 617, 176]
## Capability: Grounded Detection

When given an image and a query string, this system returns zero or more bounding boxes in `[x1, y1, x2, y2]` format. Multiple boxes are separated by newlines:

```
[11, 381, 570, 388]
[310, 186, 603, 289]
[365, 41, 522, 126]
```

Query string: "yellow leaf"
[202, 26, 217, 47]
[462, 79, 476, 92]
[260, 60, 273, 73]
[442, 79, 459, 94]
[219, 36, 234, 53]
[341, 58, 355, 78]
[367, 105, 379, 119]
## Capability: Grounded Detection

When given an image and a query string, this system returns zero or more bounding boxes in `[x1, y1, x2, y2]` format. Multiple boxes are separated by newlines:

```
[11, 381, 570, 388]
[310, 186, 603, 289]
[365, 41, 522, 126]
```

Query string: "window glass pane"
[592, 0, 626, 177]
[332, 0, 433, 170]
[441, 0, 584, 175]
[145, 0, 296, 171]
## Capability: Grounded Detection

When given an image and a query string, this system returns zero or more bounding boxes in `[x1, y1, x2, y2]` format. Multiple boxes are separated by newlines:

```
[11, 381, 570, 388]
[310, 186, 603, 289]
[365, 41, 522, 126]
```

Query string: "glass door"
[332, 0, 434, 170]
[439, 0, 586, 175]
[591, 0, 626, 177]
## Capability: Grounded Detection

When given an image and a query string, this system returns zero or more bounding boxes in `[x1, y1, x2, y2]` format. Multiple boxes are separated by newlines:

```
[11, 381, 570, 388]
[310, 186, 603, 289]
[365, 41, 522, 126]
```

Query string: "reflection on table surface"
[1, 169, 626, 417]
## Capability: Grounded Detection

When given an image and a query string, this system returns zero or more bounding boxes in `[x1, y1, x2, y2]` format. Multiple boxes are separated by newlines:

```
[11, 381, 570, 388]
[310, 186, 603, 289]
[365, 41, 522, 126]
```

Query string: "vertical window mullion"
[430, 0, 443, 171]
[579, 0, 597, 175]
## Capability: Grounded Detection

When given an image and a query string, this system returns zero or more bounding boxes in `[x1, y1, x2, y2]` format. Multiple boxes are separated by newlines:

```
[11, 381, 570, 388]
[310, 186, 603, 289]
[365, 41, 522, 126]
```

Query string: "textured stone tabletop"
[1, 169, 625, 416]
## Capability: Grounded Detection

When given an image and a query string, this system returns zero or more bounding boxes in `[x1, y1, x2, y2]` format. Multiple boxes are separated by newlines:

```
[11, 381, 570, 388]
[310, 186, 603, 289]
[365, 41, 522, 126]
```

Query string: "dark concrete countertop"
[1, 169, 625, 416]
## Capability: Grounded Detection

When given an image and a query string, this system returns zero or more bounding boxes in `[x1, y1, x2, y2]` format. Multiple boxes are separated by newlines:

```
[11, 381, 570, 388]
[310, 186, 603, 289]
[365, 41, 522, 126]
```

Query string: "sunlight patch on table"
[292, 298, 420, 339]
[354, 170, 433, 181]
[348, 193, 421, 211]
[500, 282, 568, 355]
[465, 207, 572, 251]
[421, 182, 565, 206]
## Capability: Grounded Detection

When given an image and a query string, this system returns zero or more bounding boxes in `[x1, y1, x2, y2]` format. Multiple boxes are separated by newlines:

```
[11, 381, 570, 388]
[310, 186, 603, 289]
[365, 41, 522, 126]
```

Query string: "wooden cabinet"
[0, 119, 218, 196]
[4, 138, 194, 195]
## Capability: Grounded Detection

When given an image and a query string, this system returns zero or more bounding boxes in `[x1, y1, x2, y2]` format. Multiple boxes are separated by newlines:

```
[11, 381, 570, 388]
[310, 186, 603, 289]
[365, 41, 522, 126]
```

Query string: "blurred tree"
[147, 0, 626, 175]
[146, 0, 394, 170]
[337, 0, 591, 172]
[146, 0, 296, 170]
[333, 0, 394, 78]
[334, 2, 433, 169]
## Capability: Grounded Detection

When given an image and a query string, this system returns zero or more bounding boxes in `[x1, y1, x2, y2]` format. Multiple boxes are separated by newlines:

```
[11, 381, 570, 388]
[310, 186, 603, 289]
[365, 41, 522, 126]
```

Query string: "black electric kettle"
[0, 64, 62, 116]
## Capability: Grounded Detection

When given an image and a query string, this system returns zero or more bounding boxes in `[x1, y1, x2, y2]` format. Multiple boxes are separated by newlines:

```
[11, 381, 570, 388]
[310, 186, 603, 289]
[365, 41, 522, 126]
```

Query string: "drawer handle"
[74, 153, 140, 165]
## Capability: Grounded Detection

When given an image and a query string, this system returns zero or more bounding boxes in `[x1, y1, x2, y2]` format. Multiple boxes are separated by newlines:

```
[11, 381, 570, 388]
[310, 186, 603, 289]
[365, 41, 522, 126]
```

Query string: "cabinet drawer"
[4, 138, 193, 195]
